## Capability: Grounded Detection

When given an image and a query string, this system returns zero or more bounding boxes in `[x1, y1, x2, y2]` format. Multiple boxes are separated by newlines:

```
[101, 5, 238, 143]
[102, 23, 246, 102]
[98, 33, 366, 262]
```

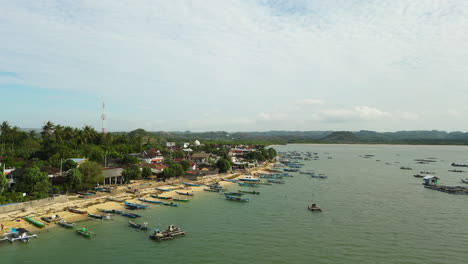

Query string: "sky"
[0, 0, 467, 132]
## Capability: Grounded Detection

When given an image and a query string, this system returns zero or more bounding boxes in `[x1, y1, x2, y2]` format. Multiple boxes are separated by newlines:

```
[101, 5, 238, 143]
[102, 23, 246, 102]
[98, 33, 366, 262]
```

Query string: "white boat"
[238, 175, 260, 182]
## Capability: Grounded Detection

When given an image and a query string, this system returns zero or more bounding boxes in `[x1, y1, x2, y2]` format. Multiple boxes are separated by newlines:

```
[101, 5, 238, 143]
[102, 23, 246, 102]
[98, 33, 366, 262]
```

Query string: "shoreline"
[0, 164, 272, 236]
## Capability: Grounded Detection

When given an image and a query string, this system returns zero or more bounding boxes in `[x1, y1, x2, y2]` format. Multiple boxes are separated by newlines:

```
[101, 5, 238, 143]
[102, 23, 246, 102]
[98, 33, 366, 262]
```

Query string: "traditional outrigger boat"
[149, 225, 186, 241]
[173, 197, 189, 202]
[24, 217, 46, 228]
[128, 221, 148, 230]
[120, 212, 141, 218]
[175, 191, 194, 196]
[183, 182, 203, 187]
[203, 188, 220, 192]
[162, 202, 178, 207]
[238, 182, 259, 187]
[138, 198, 163, 204]
[239, 175, 260, 182]
[1, 228, 37, 243]
[267, 179, 285, 184]
[40, 214, 62, 223]
[155, 187, 172, 192]
[57, 220, 75, 228]
[124, 201, 149, 209]
[224, 194, 249, 202]
[150, 194, 172, 200]
[97, 208, 123, 214]
[68, 208, 87, 214]
[88, 213, 110, 220]
[238, 190, 260, 195]
[106, 197, 124, 202]
[224, 192, 243, 196]
[76, 227, 95, 238]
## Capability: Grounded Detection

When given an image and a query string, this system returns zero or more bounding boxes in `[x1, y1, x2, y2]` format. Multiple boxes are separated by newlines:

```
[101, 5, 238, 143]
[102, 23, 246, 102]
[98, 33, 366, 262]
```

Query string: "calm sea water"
[2, 144, 468, 264]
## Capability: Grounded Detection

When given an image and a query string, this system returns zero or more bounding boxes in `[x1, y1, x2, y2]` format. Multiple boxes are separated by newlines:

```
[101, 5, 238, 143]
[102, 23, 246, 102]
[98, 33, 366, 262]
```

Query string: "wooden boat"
[284, 168, 298, 172]
[40, 215, 61, 223]
[97, 208, 123, 214]
[238, 190, 260, 195]
[124, 201, 148, 209]
[175, 191, 194, 196]
[461, 179, 468, 184]
[224, 192, 243, 196]
[128, 221, 148, 230]
[183, 182, 203, 187]
[449, 170, 465, 173]
[267, 179, 285, 184]
[203, 188, 220, 192]
[311, 175, 328, 179]
[57, 220, 75, 228]
[149, 225, 185, 241]
[68, 208, 87, 214]
[239, 176, 260, 182]
[162, 202, 178, 207]
[88, 213, 110, 220]
[452, 163, 468, 167]
[258, 182, 272, 185]
[138, 198, 163, 204]
[400, 166, 413, 170]
[173, 197, 190, 202]
[24, 217, 46, 228]
[107, 197, 124, 202]
[75, 227, 95, 238]
[155, 187, 172, 192]
[150, 194, 172, 200]
[224, 194, 249, 202]
[121, 212, 141, 218]
[259, 175, 283, 179]
[2, 228, 38, 243]
[238, 182, 259, 187]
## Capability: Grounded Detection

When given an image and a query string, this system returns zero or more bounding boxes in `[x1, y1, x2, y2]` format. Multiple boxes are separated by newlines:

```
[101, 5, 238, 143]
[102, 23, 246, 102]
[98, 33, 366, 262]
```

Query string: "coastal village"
[0, 122, 279, 240]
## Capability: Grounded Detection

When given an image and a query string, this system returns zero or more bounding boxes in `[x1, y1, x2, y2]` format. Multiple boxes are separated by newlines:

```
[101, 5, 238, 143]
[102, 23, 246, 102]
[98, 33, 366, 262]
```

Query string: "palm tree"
[41, 121, 55, 140]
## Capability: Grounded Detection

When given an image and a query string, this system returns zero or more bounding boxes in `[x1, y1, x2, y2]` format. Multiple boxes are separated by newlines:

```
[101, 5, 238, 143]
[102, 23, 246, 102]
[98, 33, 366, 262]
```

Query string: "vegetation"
[78, 161, 104, 188]
[121, 165, 142, 183]
[65, 168, 83, 192]
[142, 166, 152, 179]
[216, 159, 231, 173]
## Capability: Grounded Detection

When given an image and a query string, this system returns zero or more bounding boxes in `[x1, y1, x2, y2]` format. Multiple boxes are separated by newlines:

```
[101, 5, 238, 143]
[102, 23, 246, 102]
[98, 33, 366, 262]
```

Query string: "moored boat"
[75, 227, 95, 238]
[224, 194, 249, 202]
[138, 198, 163, 204]
[238, 182, 259, 187]
[173, 197, 190, 202]
[128, 221, 148, 230]
[224, 192, 243, 196]
[267, 179, 285, 184]
[239, 175, 260, 182]
[150, 194, 172, 200]
[308, 203, 322, 212]
[162, 202, 178, 207]
[149, 225, 185, 241]
[97, 208, 123, 214]
[183, 182, 204, 187]
[238, 190, 260, 194]
[175, 191, 194, 196]
[57, 220, 75, 228]
[204, 188, 220, 192]
[124, 201, 149, 209]
[155, 187, 172, 192]
[68, 208, 87, 214]
[120, 212, 141, 218]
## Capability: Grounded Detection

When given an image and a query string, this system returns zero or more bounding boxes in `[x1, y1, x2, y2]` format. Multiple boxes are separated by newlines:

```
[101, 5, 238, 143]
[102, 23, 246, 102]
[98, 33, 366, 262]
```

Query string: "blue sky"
[1, 0, 467, 132]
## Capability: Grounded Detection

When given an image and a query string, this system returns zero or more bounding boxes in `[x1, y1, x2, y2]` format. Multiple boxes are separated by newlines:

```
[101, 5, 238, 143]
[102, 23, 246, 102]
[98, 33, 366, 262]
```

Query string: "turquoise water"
[2, 144, 468, 264]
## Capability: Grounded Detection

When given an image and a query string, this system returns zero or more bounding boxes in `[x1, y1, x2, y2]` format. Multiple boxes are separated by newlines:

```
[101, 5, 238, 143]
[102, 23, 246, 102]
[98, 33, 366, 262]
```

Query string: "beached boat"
[128, 221, 148, 230]
[258, 181, 272, 185]
[68, 208, 87, 214]
[224, 194, 249, 202]
[224, 192, 243, 196]
[162, 202, 178, 207]
[239, 175, 260, 182]
[57, 220, 75, 228]
[183, 182, 204, 187]
[76, 227, 95, 238]
[238, 190, 260, 195]
[267, 179, 285, 184]
[149, 225, 186, 241]
[204, 188, 220, 192]
[173, 197, 190, 202]
[106, 197, 124, 202]
[1, 228, 38, 243]
[97, 208, 123, 214]
[175, 191, 194, 196]
[259, 175, 283, 179]
[138, 198, 163, 204]
[238, 182, 259, 187]
[88, 213, 110, 220]
[155, 187, 172, 192]
[40, 214, 61, 223]
[124, 201, 149, 209]
[150, 194, 172, 200]
[24, 217, 46, 228]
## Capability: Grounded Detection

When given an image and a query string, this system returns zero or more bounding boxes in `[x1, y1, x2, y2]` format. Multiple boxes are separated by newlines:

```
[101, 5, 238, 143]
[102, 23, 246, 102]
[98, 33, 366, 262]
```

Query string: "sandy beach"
[0, 165, 271, 235]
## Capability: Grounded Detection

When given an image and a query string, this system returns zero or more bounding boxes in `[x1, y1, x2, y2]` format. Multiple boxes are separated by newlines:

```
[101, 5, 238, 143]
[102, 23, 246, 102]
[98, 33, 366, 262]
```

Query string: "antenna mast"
[101, 101, 106, 134]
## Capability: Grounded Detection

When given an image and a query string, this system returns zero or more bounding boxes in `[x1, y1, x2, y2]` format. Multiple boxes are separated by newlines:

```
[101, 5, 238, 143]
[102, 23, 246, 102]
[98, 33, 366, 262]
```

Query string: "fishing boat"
[88, 213, 110, 220]
[97, 208, 123, 214]
[150, 194, 172, 200]
[311, 175, 328, 179]
[68, 208, 87, 214]
[106, 197, 124, 202]
[267, 179, 285, 184]
[307, 204, 322, 212]
[203, 188, 220, 192]
[40, 214, 61, 223]
[149, 225, 186, 241]
[224, 194, 249, 202]
[75, 227, 95, 238]
[138, 198, 163, 204]
[57, 220, 75, 228]
[452, 163, 468, 167]
[238, 190, 260, 194]
[24, 217, 46, 228]
[124, 201, 149, 209]
[239, 175, 260, 182]
[259, 175, 283, 179]
[2, 228, 38, 243]
[258, 181, 272, 185]
[284, 168, 298, 172]
[128, 221, 148, 230]
[238, 182, 259, 187]
[173, 197, 190, 202]
[162, 202, 178, 207]
[175, 191, 194, 196]
[400, 166, 412, 170]
[120, 212, 141, 218]
[224, 192, 243, 196]
[461, 179, 468, 184]
[183, 182, 203, 187]
[155, 187, 172, 192]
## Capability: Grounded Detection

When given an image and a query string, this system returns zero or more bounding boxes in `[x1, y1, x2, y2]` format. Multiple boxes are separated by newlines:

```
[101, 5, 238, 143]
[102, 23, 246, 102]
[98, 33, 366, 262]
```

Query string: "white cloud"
[296, 99, 324, 105]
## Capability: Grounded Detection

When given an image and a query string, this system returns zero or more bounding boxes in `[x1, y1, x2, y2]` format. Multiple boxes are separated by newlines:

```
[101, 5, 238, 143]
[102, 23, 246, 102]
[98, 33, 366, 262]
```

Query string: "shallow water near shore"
[2, 144, 468, 264]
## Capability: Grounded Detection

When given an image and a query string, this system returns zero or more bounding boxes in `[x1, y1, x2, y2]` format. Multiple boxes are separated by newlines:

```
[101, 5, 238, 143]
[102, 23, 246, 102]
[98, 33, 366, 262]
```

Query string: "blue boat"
[138, 198, 163, 204]
[124, 201, 148, 209]
[224, 194, 249, 202]
[155, 188, 172, 192]
[239, 176, 260, 182]
[267, 179, 285, 184]
[120, 212, 141, 218]
[183, 182, 204, 187]
[238, 182, 259, 187]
